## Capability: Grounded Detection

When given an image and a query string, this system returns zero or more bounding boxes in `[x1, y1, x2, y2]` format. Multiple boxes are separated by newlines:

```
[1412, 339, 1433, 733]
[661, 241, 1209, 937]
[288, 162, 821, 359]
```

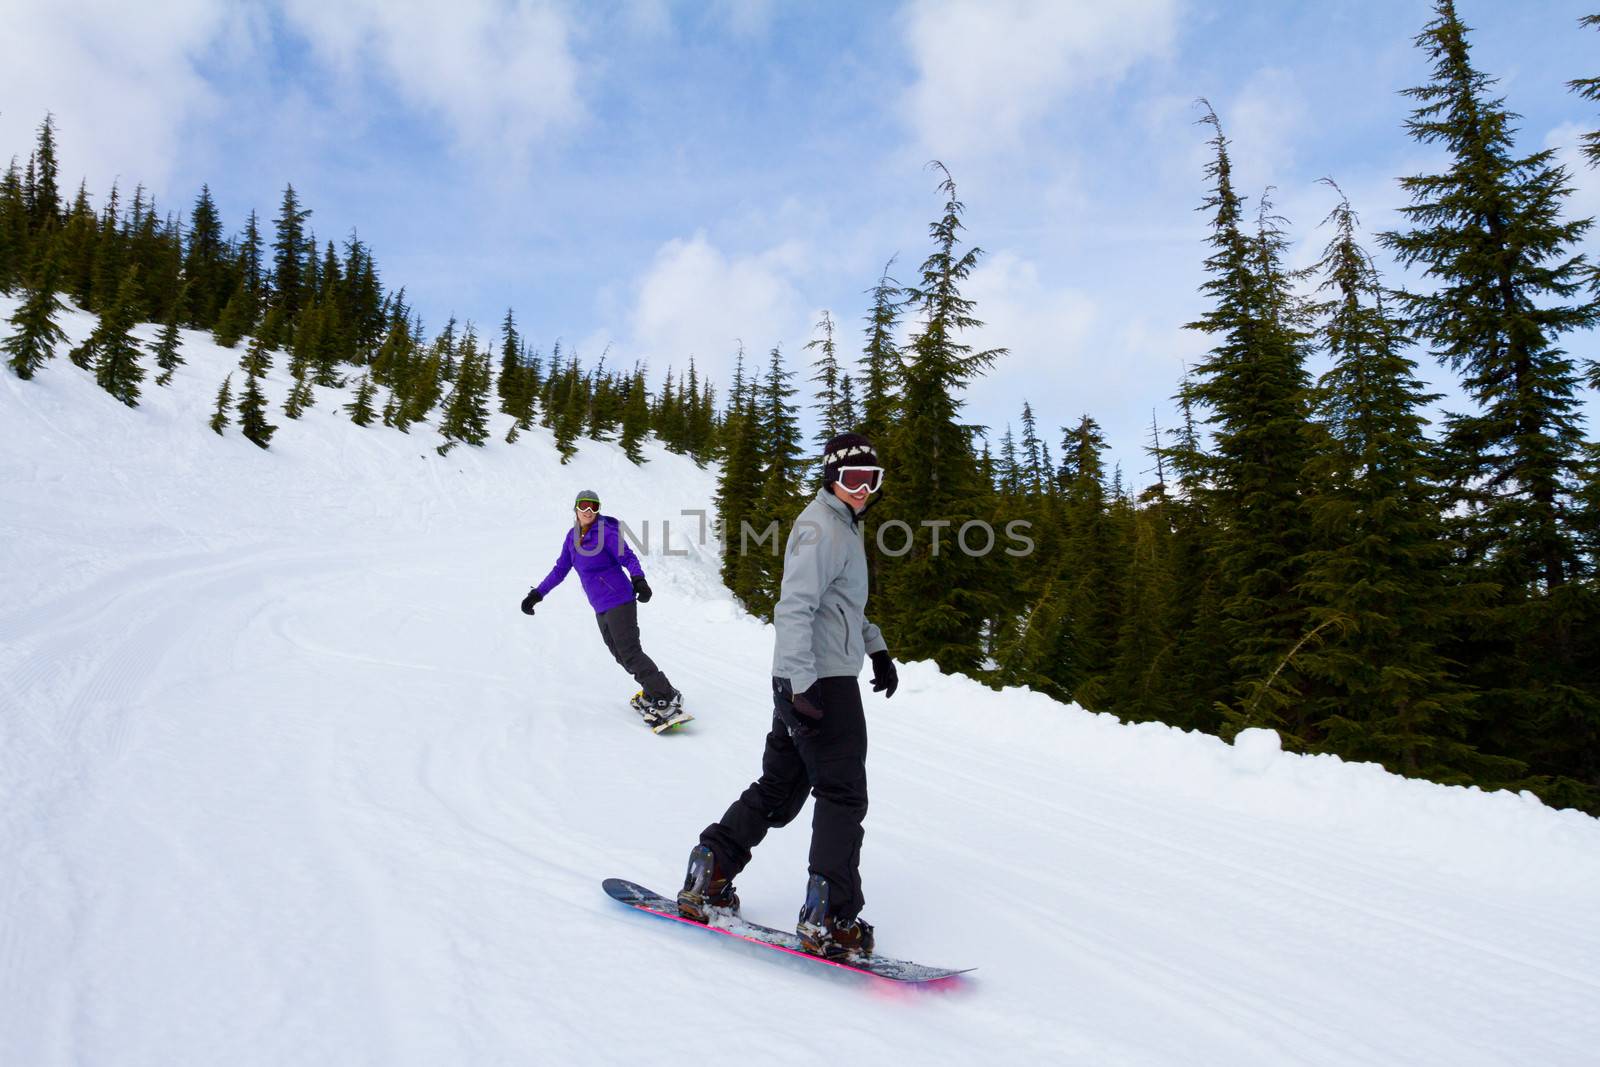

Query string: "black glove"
[774, 677, 823, 739]
[520, 588, 542, 615]
[870, 650, 898, 698]
[632, 575, 653, 603]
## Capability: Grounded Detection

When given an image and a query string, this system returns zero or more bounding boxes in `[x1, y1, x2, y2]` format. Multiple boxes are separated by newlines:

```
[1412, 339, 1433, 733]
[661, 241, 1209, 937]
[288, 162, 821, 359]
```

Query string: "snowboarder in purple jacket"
[521, 490, 682, 721]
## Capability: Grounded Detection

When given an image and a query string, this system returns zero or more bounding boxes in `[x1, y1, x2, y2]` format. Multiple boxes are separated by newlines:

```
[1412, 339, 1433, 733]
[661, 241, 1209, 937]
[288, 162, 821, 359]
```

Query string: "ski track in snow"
[3, 296, 1600, 1066]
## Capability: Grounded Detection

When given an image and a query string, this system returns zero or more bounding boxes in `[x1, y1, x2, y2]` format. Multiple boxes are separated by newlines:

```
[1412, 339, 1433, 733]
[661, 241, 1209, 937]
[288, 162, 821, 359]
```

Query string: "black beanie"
[821, 432, 878, 485]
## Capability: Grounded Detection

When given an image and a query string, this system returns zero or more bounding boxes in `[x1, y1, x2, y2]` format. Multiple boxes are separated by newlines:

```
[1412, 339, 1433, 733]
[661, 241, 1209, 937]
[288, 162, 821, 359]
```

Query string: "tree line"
[5, 1, 1598, 813]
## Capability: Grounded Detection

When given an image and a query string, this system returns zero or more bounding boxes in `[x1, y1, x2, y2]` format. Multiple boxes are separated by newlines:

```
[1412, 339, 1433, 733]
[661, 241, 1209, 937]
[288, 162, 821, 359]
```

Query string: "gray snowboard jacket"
[771, 488, 888, 695]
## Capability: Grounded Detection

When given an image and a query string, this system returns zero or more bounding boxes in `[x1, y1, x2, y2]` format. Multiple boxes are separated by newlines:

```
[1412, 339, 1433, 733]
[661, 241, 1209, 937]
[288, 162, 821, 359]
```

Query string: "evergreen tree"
[858, 258, 903, 449]
[29, 114, 62, 231]
[496, 308, 522, 412]
[0, 162, 31, 293]
[237, 367, 276, 449]
[1182, 106, 1320, 740]
[270, 185, 311, 327]
[240, 333, 273, 378]
[89, 265, 147, 407]
[1382, 1, 1600, 805]
[56, 182, 98, 307]
[807, 309, 846, 448]
[210, 374, 234, 435]
[3, 249, 69, 379]
[1570, 15, 1600, 169]
[183, 184, 227, 326]
[212, 285, 254, 348]
[150, 298, 185, 386]
[1298, 182, 1493, 783]
[619, 367, 651, 463]
[437, 323, 493, 453]
[877, 164, 1004, 671]
[345, 374, 378, 427]
[737, 346, 805, 618]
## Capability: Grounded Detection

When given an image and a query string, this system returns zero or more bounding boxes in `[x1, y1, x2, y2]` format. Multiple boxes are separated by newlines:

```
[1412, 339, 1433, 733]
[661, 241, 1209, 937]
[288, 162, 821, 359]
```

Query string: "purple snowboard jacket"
[535, 515, 645, 614]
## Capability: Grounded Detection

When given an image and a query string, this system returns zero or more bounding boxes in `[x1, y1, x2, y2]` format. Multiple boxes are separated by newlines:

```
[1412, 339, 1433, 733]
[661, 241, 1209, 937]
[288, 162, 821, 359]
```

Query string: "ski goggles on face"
[575, 501, 600, 514]
[837, 466, 884, 493]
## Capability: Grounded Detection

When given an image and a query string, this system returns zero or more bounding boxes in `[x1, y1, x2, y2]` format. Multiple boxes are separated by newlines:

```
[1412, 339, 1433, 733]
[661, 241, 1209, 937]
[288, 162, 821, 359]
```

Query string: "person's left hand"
[632, 575, 653, 603]
[870, 650, 898, 699]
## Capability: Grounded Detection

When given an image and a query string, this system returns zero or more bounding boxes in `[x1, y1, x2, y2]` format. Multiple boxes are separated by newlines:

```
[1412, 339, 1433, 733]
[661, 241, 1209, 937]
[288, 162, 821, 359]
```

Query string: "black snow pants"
[699, 675, 869, 921]
[595, 599, 674, 701]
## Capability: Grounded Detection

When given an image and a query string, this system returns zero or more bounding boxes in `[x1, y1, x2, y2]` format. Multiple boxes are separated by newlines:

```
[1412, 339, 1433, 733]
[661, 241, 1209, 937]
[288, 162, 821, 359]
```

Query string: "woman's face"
[575, 501, 599, 528]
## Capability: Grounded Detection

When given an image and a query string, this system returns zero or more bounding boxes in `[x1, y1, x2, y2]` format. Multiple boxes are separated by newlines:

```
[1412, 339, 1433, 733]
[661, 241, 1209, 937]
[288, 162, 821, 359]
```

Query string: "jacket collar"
[816, 486, 862, 527]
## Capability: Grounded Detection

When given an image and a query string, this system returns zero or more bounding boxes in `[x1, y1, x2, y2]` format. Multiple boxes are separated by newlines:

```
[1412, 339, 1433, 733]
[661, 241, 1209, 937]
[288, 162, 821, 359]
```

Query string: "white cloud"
[280, 0, 582, 162]
[1226, 67, 1308, 198]
[622, 231, 815, 387]
[961, 249, 1097, 414]
[1546, 121, 1600, 225]
[900, 0, 1180, 158]
[0, 0, 247, 194]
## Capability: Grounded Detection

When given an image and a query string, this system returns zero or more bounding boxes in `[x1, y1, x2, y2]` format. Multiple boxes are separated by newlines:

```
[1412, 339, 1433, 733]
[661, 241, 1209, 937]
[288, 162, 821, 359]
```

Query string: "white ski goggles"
[836, 466, 884, 493]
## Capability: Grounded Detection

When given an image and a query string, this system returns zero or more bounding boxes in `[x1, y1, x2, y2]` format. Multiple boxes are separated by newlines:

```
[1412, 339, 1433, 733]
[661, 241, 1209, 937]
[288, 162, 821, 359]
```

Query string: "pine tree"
[345, 374, 378, 427]
[620, 367, 651, 463]
[90, 265, 147, 407]
[283, 363, 314, 419]
[1570, 15, 1600, 169]
[210, 374, 234, 435]
[4, 249, 69, 379]
[877, 164, 1005, 671]
[1182, 105, 1320, 740]
[184, 184, 227, 326]
[496, 307, 521, 413]
[1298, 182, 1493, 783]
[1382, 1, 1600, 805]
[737, 346, 805, 618]
[807, 310, 846, 448]
[29, 114, 62, 231]
[270, 185, 312, 328]
[212, 285, 253, 348]
[0, 162, 31, 293]
[150, 299, 184, 386]
[238, 367, 276, 449]
[240, 333, 273, 378]
[858, 258, 903, 449]
[437, 323, 493, 453]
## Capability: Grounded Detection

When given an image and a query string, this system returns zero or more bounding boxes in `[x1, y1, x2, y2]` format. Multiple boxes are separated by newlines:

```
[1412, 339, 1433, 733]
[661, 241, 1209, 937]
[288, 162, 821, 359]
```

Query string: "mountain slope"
[3, 297, 1599, 1066]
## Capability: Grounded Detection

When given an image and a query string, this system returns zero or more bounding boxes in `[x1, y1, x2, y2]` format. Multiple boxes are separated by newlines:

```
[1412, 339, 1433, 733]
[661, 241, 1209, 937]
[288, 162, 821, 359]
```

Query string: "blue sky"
[4, 0, 1597, 483]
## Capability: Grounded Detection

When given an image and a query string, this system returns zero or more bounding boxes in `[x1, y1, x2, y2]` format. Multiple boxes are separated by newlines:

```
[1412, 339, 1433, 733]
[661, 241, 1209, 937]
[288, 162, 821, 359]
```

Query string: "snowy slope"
[3, 297, 1599, 1067]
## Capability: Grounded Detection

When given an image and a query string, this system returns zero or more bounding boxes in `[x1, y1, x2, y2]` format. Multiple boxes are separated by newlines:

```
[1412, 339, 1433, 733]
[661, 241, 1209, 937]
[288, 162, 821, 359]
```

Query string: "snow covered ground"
[3, 297, 1600, 1066]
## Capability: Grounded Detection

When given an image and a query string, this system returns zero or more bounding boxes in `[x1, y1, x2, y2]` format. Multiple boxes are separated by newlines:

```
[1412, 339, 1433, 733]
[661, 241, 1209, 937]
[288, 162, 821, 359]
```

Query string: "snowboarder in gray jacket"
[677, 432, 898, 958]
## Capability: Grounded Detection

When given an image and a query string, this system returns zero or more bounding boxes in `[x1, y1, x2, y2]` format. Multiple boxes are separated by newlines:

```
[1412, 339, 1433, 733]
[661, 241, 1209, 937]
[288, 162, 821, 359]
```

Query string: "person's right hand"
[521, 588, 542, 615]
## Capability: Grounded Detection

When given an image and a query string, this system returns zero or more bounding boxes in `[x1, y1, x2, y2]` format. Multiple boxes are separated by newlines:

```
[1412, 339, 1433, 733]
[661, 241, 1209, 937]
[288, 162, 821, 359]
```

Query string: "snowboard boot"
[677, 844, 740, 923]
[630, 690, 660, 724]
[796, 873, 874, 958]
[651, 689, 684, 722]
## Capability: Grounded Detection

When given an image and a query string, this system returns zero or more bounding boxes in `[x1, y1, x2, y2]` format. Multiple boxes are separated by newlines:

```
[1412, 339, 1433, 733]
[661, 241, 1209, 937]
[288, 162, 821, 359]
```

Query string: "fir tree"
[1382, 0, 1598, 595]
[858, 258, 903, 448]
[1298, 182, 1492, 782]
[1382, 1, 1600, 804]
[807, 309, 846, 448]
[496, 307, 521, 412]
[29, 114, 62, 231]
[210, 374, 234, 435]
[90, 265, 147, 407]
[878, 164, 1004, 671]
[212, 285, 254, 348]
[345, 374, 378, 427]
[1182, 105, 1320, 740]
[437, 323, 493, 453]
[1570, 15, 1600, 169]
[270, 185, 311, 326]
[184, 184, 227, 326]
[237, 367, 276, 449]
[619, 368, 651, 463]
[150, 299, 185, 386]
[0, 162, 32, 293]
[3, 249, 69, 379]
[241, 333, 273, 378]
